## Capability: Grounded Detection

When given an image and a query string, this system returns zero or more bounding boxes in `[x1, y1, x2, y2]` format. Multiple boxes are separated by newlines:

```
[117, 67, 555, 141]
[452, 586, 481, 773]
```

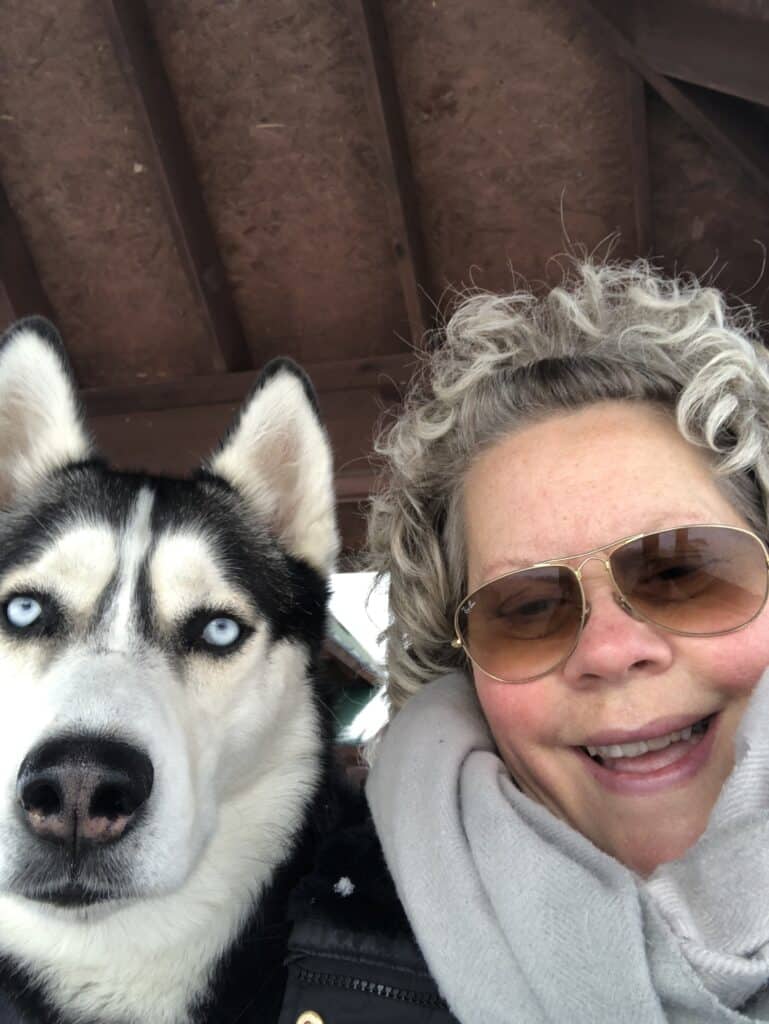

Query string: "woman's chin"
[612, 835, 700, 878]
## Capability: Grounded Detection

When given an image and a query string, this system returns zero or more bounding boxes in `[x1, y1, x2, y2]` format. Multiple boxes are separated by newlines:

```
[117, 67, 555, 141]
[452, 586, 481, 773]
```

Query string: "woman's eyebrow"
[474, 555, 530, 583]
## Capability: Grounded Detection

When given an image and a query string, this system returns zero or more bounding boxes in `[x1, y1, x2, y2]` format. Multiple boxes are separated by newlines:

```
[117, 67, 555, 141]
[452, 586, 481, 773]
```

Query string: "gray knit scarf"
[366, 670, 769, 1024]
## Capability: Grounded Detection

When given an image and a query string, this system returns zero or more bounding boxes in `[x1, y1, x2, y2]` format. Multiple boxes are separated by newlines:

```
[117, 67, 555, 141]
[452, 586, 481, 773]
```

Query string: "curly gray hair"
[367, 260, 769, 712]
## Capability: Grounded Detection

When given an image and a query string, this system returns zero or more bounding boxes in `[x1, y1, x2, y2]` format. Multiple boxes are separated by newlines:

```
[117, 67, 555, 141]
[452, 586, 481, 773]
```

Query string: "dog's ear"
[206, 358, 339, 575]
[0, 317, 93, 508]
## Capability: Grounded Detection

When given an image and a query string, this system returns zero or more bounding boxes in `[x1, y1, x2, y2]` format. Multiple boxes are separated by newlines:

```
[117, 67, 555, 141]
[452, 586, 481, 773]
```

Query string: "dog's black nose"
[16, 737, 154, 849]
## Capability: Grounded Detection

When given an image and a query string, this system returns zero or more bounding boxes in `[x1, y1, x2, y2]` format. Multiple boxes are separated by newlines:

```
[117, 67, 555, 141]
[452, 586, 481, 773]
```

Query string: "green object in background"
[333, 683, 377, 738]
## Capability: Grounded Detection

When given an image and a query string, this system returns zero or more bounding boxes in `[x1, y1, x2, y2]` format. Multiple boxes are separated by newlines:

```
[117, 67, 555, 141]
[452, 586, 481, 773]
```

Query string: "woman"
[360, 261, 769, 1023]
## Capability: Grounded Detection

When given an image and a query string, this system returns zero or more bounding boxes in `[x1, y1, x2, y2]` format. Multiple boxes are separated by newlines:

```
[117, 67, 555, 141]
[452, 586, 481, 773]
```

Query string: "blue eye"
[201, 617, 241, 648]
[6, 596, 42, 629]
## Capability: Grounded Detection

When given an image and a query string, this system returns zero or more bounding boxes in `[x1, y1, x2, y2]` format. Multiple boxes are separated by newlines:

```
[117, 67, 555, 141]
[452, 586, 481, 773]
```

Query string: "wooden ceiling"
[1, 0, 768, 557]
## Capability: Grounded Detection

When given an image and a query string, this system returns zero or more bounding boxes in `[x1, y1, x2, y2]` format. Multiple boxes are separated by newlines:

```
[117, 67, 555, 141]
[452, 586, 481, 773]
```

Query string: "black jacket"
[278, 816, 459, 1024]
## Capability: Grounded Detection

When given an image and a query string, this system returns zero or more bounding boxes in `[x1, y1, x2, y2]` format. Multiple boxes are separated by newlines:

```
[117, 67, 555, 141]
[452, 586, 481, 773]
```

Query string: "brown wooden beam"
[87, 394, 396, 499]
[667, 83, 769, 200]
[0, 181, 55, 324]
[577, 0, 769, 199]
[102, 0, 250, 372]
[80, 351, 416, 417]
[633, 0, 769, 108]
[345, 0, 433, 347]
[334, 473, 380, 504]
[625, 69, 654, 255]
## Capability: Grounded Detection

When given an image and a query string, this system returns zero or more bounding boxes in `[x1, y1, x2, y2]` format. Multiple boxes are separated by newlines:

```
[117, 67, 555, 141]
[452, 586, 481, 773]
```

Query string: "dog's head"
[0, 318, 339, 912]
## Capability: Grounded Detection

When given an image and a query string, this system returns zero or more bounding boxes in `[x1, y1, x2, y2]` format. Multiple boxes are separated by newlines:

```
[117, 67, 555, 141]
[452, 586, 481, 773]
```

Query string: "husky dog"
[0, 318, 339, 1023]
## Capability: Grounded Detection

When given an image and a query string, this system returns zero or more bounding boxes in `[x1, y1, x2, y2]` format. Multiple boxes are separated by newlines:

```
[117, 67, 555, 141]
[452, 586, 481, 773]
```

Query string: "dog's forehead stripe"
[103, 488, 155, 650]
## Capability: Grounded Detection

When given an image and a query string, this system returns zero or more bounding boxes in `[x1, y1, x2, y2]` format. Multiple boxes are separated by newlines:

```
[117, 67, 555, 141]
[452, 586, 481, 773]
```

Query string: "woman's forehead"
[462, 401, 744, 586]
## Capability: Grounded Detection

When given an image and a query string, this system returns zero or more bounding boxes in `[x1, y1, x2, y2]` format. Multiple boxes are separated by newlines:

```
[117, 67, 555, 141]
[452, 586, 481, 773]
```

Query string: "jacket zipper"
[295, 966, 448, 1009]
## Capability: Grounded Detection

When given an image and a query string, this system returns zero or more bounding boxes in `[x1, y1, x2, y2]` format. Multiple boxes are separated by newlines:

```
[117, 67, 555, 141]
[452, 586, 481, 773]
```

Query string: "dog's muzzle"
[16, 736, 154, 854]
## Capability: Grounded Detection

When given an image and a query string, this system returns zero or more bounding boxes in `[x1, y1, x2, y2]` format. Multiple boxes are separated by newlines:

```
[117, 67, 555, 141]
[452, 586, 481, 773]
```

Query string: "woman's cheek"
[473, 669, 556, 748]
[689, 623, 769, 695]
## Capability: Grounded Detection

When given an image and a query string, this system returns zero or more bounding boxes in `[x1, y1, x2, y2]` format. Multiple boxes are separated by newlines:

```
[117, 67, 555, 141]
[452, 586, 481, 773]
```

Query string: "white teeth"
[586, 722, 701, 760]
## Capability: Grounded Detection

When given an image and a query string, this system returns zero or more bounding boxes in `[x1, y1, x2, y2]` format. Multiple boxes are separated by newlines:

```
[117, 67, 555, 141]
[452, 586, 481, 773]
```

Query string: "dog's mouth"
[31, 882, 115, 907]
[11, 858, 132, 909]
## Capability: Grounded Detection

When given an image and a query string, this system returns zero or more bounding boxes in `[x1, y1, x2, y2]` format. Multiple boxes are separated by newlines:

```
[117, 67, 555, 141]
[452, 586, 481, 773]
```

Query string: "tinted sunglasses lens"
[459, 566, 583, 681]
[610, 526, 768, 634]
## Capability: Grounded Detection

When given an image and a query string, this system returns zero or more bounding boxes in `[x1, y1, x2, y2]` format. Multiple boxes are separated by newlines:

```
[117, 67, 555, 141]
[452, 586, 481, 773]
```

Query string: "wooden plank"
[102, 0, 250, 372]
[87, 396, 395, 495]
[667, 82, 769, 200]
[345, 0, 433, 347]
[702, 1, 769, 15]
[633, 0, 769, 108]
[577, 0, 769, 199]
[625, 69, 654, 255]
[0, 181, 55, 323]
[80, 351, 417, 416]
[334, 473, 380, 504]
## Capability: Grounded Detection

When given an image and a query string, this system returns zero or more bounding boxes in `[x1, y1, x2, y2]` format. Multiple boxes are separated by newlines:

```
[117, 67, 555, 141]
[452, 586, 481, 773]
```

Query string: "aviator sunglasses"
[451, 524, 769, 683]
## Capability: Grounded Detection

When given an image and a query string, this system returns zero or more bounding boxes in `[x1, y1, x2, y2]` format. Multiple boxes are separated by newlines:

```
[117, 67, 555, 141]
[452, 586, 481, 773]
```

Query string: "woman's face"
[463, 400, 769, 875]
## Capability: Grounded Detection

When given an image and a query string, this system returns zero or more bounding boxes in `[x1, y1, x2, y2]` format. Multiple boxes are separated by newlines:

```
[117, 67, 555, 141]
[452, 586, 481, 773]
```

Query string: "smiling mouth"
[581, 714, 716, 772]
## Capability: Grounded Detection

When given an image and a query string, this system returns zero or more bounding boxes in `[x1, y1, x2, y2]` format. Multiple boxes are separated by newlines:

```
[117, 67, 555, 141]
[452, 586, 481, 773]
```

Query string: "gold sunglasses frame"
[451, 523, 769, 684]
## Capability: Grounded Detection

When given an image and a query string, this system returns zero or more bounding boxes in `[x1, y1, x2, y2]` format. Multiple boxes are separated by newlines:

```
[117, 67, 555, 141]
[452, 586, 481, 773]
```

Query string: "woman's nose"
[560, 576, 674, 687]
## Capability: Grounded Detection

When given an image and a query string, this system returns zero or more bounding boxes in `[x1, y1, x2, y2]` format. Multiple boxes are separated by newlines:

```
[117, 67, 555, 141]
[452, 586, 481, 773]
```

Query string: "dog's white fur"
[0, 327, 339, 1022]
[208, 372, 338, 575]
[0, 328, 93, 507]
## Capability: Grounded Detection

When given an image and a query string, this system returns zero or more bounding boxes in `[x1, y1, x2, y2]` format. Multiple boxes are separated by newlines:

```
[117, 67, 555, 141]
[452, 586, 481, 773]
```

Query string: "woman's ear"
[0, 317, 93, 508]
[205, 358, 340, 575]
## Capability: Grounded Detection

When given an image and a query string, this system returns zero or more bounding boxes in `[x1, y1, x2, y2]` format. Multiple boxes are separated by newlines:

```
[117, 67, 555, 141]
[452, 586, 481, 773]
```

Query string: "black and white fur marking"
[0, 319, 339, 1023]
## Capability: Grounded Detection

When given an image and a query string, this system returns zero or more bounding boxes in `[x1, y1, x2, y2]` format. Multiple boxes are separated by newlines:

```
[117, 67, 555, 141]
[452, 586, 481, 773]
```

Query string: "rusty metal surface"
[0, 0, 639, 384]
[147, 0, 409, 365]
[649, 92, 769, 318]
[3, 0, 766, 364]
[384, 0, 639, 297]
[0, 0, 212, 386]
[1, 0, 769, 548]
